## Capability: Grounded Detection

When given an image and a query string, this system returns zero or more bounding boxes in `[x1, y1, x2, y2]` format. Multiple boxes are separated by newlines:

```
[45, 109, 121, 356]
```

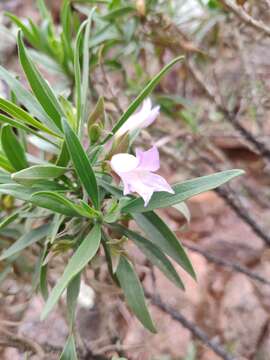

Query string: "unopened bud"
[89, 123, 102, 144]
[1, 195, 14, 211]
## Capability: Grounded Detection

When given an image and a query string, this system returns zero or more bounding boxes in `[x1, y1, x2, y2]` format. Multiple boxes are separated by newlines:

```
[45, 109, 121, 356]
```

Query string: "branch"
[0, 328, 44, 357]
[216, 186, 270, 247]
[220, 0, 270, 36]
[183, 241, 270, 286]
[187, 60, 270, 164]
[161, 144, 270, 247]
[198, 153, 270, 247]
[146, 292, 238, 360]
[0, 328, 109, 360]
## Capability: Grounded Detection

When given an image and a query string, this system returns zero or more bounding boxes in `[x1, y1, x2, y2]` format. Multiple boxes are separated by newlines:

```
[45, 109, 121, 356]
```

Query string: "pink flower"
[110, 146, 174, 206]
[115, 98, 160, 138]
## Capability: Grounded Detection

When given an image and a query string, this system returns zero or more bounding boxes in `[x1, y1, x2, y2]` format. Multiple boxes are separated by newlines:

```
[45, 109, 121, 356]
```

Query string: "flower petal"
[121, 169, 174, 206]
[136, 146, 160, 172]
[141, 172, 175, 195]
[141, 105, 160, 128]
[122, 171, 155, 206]
[115, 98, 159, 137]
[110, 153, 139, 174]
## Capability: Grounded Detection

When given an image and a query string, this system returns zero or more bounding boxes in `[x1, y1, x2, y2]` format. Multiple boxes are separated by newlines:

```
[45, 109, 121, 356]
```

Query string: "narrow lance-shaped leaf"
[1, 124, 28, 171]
[133, 211, 196, 279]
[12, 165, 67, 185]
[56, 141, 70, 167]
[102, 6, 135, 21]
[0, 97, 60, 137]
[60, 0, 74, 61]
[0, 169, 11, 183]
[74, 20, 87, 129]
[60, 335, 78, 360]
[0, 224, 51, 261]
[0, 113, 58, 146]
[67, 273, 81, 327]
[102, 55, 185, 143]
[31, 191, 90, 217]
[37, 0, 53, 22]
[41, 224, 101, 320]
[173, 202, 191, 223]
[40, 264, 49, 300]
[116, 256, 156, 333]
[114, 224, 185, 289]
[0, 65, 60, 133]
[122, 169, 245, 213]
[0, 207, 25, 231]
[80, 8, 95, 137]
[0, 183, 38, 202]
[5, 13, 40, 49]
[0, 153, 14, 172]
[17, 31, 64, 130]
[62, 118, 100, 209]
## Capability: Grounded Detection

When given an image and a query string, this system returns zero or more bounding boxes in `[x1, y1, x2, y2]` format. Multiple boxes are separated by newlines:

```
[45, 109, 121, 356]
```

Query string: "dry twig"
[219, 0, 270, 36]
[183, 241, 269, 286]
[187, 60, 270, 163]
[146, 291, 238, 360]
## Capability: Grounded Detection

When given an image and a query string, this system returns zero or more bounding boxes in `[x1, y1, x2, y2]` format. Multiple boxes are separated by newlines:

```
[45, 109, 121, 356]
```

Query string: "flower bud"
[88, 123, 102, 144]
[88, 96, 105, 128]
[1, 195, 14, 211]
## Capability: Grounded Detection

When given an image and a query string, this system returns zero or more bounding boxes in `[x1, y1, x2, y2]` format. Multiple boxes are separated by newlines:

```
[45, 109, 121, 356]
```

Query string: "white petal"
[110, 153, 139, 174]
[141, 105, 160, 128]
[115, 98, 156, 137]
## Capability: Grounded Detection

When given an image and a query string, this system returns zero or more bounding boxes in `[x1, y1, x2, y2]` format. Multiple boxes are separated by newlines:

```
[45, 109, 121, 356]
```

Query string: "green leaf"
[116, 256, 156, 333]
[103, 55, 185, 143]
[56, 141, 70, 167]
[88, 96, 105, 127]
[0, 208, 22, 231]
[102, 6, 135, 21]
[40, 264, 49, 300]
[81, 9, 95, 132]
[5, 13, 40, 49]
[12, 165, 67, 185]
[115, 225, 184, 289]
[122, 170, 245, 213]
[0, 152, 15, 172]
[173, 202, 190, 223]
[1, 124, 28, 171]
[17, 31, 64, 130]
[37, 0, 53, 22]
[0, 224, 51, 261]
[60, 0, 73, 60]
[62, 118, 100, 209]
[41, 224, 101, 319]
[74, 20, 87, 129]
[0, 66, 59, 133]
[0, 184, 35, 201]
[31, 191, 89, 217]
[0, 97, 60, 137]
[67, 273, 81, 326]
[60, 335, 78, 360]
[133, 211, 196, 279]
[0, 114, 57, 145]
[0, 169, 11, 183]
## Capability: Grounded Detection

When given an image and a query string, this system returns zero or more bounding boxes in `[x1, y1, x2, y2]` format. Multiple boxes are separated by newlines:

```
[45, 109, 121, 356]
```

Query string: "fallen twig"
[146, 291, 238, 360]
[183, 241, 269, 286]
[187, 60, 270, 164]
[219, 0, 270, 36]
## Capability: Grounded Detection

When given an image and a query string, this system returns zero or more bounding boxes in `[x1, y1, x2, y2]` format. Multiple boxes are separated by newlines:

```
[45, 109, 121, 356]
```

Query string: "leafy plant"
[0, 0, 244, 357]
